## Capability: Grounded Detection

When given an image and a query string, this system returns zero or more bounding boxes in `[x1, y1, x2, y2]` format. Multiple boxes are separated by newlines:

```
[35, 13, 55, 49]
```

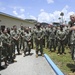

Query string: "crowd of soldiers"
[0, 14, 75, 69]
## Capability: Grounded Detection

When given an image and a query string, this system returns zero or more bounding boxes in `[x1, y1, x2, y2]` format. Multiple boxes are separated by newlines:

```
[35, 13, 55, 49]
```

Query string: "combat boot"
[36, 54, 38, 58]
[42, 54, 44, 57]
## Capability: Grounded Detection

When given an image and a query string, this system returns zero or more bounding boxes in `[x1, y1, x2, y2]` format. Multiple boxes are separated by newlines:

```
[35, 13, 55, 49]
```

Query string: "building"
[53, 22, 60, 26]
[0, 12, 35, 28]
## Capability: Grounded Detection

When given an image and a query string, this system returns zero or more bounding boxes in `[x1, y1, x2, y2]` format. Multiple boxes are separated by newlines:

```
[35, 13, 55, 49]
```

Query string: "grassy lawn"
[44, 47, 75, 75]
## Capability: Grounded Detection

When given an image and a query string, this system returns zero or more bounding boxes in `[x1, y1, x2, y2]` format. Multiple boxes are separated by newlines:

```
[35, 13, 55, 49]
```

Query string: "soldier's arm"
[62, 35, 66, 41]
[70, 26, 75, 31]
[33, 30, 37, 39]
[0, 41, 2, 47]
[56, 31, 61, 40]
[40, 30, 44, 39]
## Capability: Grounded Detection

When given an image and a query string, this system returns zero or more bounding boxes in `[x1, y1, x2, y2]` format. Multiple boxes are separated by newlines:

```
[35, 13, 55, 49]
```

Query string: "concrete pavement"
[0, 49, 56, 75]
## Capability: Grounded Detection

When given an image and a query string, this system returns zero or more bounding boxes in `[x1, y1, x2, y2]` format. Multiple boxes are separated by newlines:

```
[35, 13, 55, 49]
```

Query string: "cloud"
[13, 10, 18, 15]
[29, 15, 37, 20]
[37, 5, 75, 23]
[38, 9, 50, 22]
[20, 8, 25, 13]
[40, 9, 44, 12]
[11, 5, 75, 24]
[17, 14, 25, 19]
[12, 6, 25, 19]
[47, 0, 54, 4]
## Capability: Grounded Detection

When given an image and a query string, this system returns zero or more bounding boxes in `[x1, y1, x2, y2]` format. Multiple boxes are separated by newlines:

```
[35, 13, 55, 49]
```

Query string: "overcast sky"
[0, 0, 75, 23]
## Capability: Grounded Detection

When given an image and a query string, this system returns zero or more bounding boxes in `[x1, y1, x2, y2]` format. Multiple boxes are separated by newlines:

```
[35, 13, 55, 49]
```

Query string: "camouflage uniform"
[48, 27, 56, 52]
[45, 27, 49, 48]
[24, 29, 32, 56]
[70, 22, 75, 60]
[56, 27, 66, 55]
[34, 24, 44, 57]
[42, 27, 46, 48]
[1, 30, 11, 65]
[18, 27, 25, 51]
[11, 27, 20, 55]
[29, 28, 34, 49]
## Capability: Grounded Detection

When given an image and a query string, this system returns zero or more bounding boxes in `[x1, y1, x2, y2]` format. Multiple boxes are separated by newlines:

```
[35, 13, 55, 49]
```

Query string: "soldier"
[41, 26, 46, 48]
[48, 26, 56, 52]
[11, 25, 21, 55]
[45, 25, 49, 48]
[29, 27, 34, 49]
[23, 27, 32, 57]
[1, 28, 10, 66]
[56, 25, 66, 55]
[33, 26, 36, 43]
[0, 30, 3, 68]
[34, 23, 44, 57]
[19, 25, 25, 51]
[69, 14, 75, 60]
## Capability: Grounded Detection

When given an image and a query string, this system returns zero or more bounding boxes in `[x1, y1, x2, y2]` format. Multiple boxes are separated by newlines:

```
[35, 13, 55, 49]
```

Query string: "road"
[0, 49, 56, 75]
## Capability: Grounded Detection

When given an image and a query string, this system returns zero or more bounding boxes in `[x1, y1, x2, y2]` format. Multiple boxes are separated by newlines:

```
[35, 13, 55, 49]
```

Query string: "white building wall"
[0, 15, 35, 28]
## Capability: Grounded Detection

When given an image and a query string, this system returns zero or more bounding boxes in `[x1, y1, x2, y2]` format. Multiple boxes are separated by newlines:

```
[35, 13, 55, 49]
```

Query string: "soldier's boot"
[23, 51, 26, 57]
[36, 54, 38, 58]
[17, 50, 20, 55]
[11, 57, 17, 63]
[42, 54, 44, 57]
[28, 52, 30, 55]
[28, 48, 31, 55]
[5, 61, 9, 66]
[4, 58, 8, 66]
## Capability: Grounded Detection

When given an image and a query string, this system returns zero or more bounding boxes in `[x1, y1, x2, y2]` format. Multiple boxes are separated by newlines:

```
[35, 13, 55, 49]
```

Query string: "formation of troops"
[0, 14, 75, 69]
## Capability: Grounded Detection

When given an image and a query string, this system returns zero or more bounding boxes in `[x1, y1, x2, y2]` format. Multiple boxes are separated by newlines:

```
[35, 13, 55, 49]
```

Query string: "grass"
[43, 47, 75, 75]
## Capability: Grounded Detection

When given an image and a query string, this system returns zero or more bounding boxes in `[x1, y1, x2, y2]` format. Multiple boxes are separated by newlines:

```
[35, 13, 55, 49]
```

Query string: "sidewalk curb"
[44, 54, 64, 75]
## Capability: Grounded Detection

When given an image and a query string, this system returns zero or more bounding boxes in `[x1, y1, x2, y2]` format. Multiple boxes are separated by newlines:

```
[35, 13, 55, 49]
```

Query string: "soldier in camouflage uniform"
[48, 26, 56, 52]
[34, 23, 44, 57]
[45, 26, 49, 48]
[68, 14, 75, 60]
[29, 27, 34, 49]
[1, 28, 11, 66]
[23, 27, 32, 57]
[56, 25, 66, 55]
[41, 26, 46, 48]
[11, 25, 21, 55]
[19, 25, 25, 51]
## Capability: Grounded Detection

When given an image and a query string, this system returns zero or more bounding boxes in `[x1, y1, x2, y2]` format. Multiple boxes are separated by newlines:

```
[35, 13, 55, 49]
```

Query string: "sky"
[0, 0, 75, 24]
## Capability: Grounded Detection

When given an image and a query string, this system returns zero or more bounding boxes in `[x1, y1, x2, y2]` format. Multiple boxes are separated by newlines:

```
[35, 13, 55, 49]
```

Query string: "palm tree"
[60, 12, 64, 24]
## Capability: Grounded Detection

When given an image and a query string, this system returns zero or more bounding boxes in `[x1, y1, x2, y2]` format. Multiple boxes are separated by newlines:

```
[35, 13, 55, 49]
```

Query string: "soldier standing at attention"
[1, 28, 10, 66]
[19, 25, 25, 51]
[23, 27, 32, 57]
[29, 27, 34, 49]
[56, 25, 66, 55]
[11, 25, 21, 55]
[45, 25, 49, 48]
[41, 26, 46, 48]
[49, 26, 56, 52]
[34, 23, 44, 58]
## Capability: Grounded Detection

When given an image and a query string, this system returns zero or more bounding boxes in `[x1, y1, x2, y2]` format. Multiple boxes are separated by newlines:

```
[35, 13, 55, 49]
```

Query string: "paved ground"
[0, 49, 56, 75]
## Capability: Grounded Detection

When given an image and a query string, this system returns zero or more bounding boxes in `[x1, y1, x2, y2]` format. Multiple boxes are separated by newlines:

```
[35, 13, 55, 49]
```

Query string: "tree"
[60, 12, 64, 24]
